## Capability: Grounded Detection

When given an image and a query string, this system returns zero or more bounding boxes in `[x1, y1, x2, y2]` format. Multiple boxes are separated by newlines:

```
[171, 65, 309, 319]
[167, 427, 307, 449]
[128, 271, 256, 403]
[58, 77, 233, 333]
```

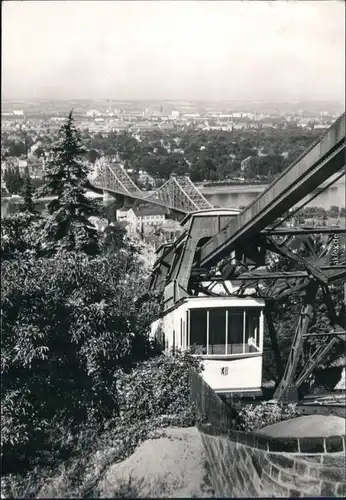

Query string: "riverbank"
[1, 191, 104, 217]
[2, 191, 103, 204]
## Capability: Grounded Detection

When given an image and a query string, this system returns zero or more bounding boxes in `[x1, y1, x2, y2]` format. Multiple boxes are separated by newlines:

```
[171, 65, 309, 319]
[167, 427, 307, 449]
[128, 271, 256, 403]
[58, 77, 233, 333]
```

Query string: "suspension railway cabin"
[151, 296, 265, 397]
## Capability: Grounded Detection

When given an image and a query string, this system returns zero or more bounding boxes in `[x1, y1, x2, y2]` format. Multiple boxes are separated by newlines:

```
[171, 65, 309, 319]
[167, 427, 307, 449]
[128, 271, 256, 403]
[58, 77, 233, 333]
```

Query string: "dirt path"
[98, 427, 214, 498]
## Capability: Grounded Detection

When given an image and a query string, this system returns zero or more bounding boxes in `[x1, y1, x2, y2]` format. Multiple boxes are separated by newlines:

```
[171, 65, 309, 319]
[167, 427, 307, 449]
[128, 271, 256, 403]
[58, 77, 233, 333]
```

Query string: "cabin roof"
[152, 295, 266, 321]
[181, 208, 241, 227]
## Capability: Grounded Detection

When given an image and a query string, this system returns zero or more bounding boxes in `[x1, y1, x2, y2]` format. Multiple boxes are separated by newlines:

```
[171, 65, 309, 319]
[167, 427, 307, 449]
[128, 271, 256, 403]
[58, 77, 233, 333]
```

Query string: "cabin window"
[245, 309, 261, 353]
[168, 244, 184, 281]
[188, 307, 262, 355]
[190, 309, 207, 354]
[208, 309, 227, 354]
[227, 308, 244, 354]
[181, 320, 186, 349]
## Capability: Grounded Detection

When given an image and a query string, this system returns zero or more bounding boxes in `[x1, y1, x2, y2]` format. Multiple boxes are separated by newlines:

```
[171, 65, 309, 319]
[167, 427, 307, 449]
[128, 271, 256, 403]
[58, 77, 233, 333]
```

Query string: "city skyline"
[2, 1, 345, 103]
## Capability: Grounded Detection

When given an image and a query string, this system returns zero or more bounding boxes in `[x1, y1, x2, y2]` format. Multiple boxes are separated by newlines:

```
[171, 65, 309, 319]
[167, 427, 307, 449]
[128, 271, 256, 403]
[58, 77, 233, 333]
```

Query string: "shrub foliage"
[1, 249, 159, 471]
[235, 402, 301, 432]
[116, 351, 202, 425]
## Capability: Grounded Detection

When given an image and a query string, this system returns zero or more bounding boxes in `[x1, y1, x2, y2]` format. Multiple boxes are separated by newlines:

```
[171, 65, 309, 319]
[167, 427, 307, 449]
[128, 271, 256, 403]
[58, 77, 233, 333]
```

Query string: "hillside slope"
[99, 427, 214, 498]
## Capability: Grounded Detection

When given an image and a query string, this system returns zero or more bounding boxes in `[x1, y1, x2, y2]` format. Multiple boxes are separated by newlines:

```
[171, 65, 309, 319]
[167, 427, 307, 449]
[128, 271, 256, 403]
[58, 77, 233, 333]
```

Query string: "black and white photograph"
[1, 0, 345, 497]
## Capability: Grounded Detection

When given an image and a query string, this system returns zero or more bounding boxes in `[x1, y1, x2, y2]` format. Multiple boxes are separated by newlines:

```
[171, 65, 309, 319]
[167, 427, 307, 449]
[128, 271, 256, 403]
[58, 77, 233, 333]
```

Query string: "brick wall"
[199, 423, 346, 497]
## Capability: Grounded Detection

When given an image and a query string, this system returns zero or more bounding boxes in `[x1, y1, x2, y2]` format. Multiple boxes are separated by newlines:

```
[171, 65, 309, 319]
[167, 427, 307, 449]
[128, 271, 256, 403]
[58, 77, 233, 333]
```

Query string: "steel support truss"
[146, 175, 213, 212]
[92, 162, 140, 196]
[273, 280, 319, 401]
[189, 227, 345, 401]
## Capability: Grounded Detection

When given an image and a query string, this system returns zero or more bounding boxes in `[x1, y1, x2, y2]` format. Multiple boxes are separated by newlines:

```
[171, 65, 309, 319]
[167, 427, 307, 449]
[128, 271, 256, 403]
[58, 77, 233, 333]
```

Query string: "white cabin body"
[151, 296, 265, 396]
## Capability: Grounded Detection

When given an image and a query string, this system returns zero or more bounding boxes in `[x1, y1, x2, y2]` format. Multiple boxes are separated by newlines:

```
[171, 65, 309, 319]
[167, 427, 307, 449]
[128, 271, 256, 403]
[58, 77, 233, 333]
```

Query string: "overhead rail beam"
[199, 113, 345, 268]
[262, 227, 346, 236]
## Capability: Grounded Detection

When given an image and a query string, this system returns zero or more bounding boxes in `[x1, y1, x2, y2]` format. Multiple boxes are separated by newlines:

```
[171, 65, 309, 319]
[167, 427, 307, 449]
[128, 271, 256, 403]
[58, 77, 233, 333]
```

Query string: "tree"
[1, 249, 158, 472]
[20, 166, 36, 214]
[105, 146, 118, 158]
[327, 205, 339, 219]
[6, 140, 27, 157]
[1, 213, 39, 261]
[33, 145, 45, 160]
[102, 222, 127, 253]
[38, 111, 100, 256]
[87, 148, 100, 164]
[5, 166, 24, 195]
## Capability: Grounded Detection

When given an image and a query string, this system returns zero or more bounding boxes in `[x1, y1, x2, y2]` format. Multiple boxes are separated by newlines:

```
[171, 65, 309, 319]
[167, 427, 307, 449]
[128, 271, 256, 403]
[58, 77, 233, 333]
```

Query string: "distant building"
[127, 206, 166, 234]
[86, 110, 101, 118]
[159, 219, 184, 241]
[218, 114, 234, 119]
[138, 170, 156, 187]
[298, 121, 310, 129]
[240, 156, 254, 172]
[261, 122, 274, 129]
[171, 110, 180, 119]
[1, 162, 7, 179]
[18, 159, 28, 174]
[50, 117, 65, 122]
[2, 157, 18, 170]
[232, 122, 249, 130]
[116, 208, 129, 223]
[88, 217, 109, 232]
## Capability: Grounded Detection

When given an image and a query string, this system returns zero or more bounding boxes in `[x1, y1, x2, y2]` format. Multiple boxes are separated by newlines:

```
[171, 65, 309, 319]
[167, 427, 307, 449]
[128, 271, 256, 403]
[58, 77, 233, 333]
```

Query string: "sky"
[2, 0, 345, 102]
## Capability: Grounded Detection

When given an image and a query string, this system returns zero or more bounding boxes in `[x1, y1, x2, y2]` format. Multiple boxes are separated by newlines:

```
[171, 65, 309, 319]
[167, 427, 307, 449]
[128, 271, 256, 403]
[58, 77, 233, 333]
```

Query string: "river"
[200, 174, 345, 210]
[1, 192, 103, 218]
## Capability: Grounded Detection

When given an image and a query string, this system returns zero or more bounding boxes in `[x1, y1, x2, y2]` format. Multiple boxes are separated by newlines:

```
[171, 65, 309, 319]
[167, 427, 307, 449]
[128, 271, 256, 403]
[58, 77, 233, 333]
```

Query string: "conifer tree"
[38, 111, 100, 255]
[20, 165, 36, 214]
[5, 166, 23, 195]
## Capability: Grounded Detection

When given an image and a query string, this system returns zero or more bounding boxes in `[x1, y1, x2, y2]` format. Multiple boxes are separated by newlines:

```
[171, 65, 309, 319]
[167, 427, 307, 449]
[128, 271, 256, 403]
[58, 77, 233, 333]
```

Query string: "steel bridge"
[148, 112, 346, 403]
[91, 163, 212, 213]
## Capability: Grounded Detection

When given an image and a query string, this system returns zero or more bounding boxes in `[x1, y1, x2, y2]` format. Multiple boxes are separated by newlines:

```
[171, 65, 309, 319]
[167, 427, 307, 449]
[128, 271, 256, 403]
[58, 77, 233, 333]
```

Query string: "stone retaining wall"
[199, 423, 346, 497]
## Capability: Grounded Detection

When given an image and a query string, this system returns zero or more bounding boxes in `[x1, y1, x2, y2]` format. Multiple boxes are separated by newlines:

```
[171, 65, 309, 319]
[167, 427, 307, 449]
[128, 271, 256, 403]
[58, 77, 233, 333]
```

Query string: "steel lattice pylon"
[146, 175, 213, 212]
[91, 164, 213, 213]
[93, 163, 142, 196]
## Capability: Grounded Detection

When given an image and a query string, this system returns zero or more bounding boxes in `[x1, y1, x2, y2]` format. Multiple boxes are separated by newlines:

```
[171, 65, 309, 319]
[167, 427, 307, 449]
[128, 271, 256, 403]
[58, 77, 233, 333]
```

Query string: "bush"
[234, 401, 301, 432]
[116, 351, 202, 426]
[1, 353, 202, 498]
